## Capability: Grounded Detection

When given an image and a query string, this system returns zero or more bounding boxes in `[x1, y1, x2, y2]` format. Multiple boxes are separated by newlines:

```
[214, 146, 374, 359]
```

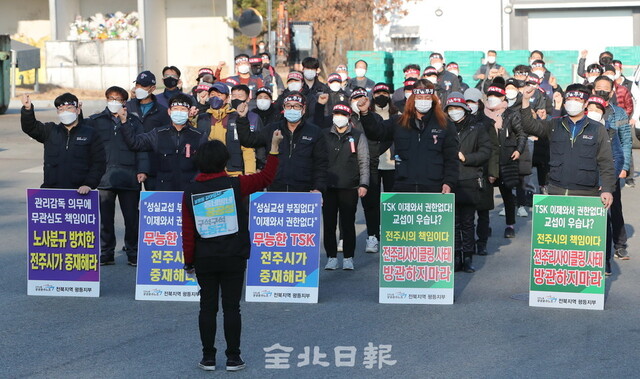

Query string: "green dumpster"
[0, 35, 11, 114]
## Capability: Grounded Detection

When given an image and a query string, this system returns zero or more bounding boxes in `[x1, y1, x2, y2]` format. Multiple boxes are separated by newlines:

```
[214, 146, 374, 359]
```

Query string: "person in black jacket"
[325, 73, 349, 117]
[251, 87, 280, 126]
[464, 88, 500, 256]
[430, 52, 461, 102]
[235, 92, 328, 193]
[482, 78, 527, 238]
[345, 60, 376, 97]
[521, 84, 616, 274]
[446, 62, 469, 92]
[315, 87, 383, 253]
[444, 93, 491, 273]
[392, 64, 421, 105]
[359, 79, 459, 194]
[182, 131, 283, 372]
[86, 86, 149, 266]
[156, 65, 190, 109]
[393, 77, 418, 113]
[322, 103, 370, 270]
[120, 94, 205, 191]
[126, 71, 171, 190]
[21, 93, 106, 193]
[301, 57, 329, 117]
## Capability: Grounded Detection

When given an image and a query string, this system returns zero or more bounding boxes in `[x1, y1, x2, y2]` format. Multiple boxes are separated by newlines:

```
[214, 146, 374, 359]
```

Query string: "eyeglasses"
[284, 103, 303, 110]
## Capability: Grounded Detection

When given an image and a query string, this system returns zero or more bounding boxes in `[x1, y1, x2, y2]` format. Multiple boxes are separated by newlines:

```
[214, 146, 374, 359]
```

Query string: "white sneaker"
[337, 239, 344, 252]
[325, 257, 339, 270]
[343, 257, 354, 270]
[517, 206, 528, 217]
[498, 208, 506, 216]
[365, 236, 379, 253]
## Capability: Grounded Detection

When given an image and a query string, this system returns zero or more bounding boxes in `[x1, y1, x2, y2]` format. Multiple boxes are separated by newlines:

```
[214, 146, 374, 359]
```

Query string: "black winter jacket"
[360, 111, 459, 192]
[126, 96, 170, 133]
[21, 106, 106, 189]
[236, 117, 328, 192]
[120, 123, 205, 191]
[452, 116, 491, 205]
[87, 108, 149, 190]
[323, 125, 370, 189]
[520, 107, 616, 194]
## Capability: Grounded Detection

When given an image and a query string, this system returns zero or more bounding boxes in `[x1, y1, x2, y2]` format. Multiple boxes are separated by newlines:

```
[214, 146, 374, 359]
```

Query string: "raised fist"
[22, 94, 31, 110]
[318, 93, 329, 105]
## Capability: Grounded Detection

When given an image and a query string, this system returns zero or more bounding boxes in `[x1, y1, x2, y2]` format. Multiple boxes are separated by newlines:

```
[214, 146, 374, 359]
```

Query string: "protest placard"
[379, 193, 455, 304]
[27, 189, 100, 297]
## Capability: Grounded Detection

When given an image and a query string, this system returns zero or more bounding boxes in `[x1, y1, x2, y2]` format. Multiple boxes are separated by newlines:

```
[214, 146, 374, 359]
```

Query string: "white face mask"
[426, 76, 437, 84]
[506, 89, 519, 100]
[329, 82, 342, 92]
[135, 88, 150, 100]
[432, 62, 443, 71]
[58, 111, 78, 125]
[467, 102, 479, 114]
[486, 96, 503, 108]
[333, 115, 349, 128]
[615, 70, 622, 80]
[288, 81, 302, 92]
[564, 100, 585, 116]
[404, 92, 412, 100]
[587, 76, 597, 83]
[351, 101, 361, 115]
[107, 100, 123, 114]
[303, 69, 317, 80]
[587, 111, 603, 122]
[448, 70, 459, 77]
[486, 56, 496, 64]
[256, 98, 271, 111]
[606, 75, 616, 81]
[533, 70, 545, 79]
[448, 109, 465, 122]
[238, 64, 250, 74]
[415, 99, 432, 113]
[355, 68, 367, 78]
[338, 72, 348, 81]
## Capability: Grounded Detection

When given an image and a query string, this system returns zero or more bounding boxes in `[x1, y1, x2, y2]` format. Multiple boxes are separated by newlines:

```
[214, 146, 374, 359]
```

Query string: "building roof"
[389, 26, 420, 39]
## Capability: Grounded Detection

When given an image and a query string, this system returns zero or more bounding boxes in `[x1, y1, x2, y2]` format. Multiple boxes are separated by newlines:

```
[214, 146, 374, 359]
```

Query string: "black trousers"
[197, 264, 245, 358]
[610, 179, 628, 250]
[455, 205, 476, 256]
[361, 175, 381, 239]
[535, 163, 549, 189]
[99, 189, 140, 258]
[498, 183, 516, 226]
[323, 188, 358, 258]
[475, 209, 490, 244]
[379, 169, 395, 192]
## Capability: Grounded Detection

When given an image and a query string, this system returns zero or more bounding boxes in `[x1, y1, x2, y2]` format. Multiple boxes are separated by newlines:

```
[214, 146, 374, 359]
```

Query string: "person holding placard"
[358, 79, 459, 194]
[182, 125, 283, 372]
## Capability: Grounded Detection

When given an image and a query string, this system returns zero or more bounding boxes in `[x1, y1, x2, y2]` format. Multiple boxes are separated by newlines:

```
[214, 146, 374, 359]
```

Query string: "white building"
[0, 0, 235, 89]
[375, 0, 640, 57]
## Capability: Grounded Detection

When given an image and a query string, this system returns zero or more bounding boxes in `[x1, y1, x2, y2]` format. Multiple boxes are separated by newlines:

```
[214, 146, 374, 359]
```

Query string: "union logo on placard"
[143, 289, 163, 296]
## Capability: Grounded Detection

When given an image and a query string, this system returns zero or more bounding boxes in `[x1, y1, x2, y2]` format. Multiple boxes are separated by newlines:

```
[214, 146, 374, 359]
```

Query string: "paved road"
[1, 102, 638, 378]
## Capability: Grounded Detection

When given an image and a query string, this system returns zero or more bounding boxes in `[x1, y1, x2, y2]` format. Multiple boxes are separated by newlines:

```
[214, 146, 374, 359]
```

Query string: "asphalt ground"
[1, 100, 639, 378]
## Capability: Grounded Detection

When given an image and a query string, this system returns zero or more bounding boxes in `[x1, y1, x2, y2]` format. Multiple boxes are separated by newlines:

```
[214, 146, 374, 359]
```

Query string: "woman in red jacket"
[182, 123, 282, 372]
